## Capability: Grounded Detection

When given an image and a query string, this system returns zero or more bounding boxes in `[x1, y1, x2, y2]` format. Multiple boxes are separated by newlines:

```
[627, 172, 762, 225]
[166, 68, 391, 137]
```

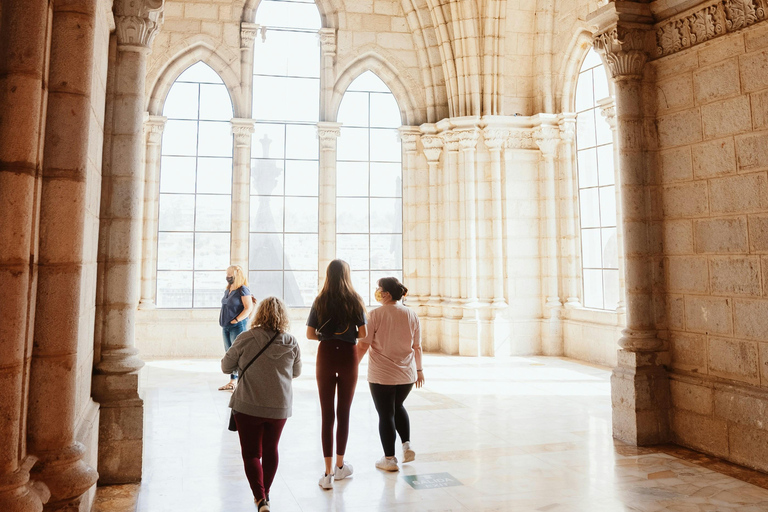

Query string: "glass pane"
[338, 91, 369, 127]
[254, 0, 322, 30]
[599, 186, 617, 227]
[197, 157, 232, 194]
[596, 145, 615, 186]
[252, 124, 285, 159]
[337, 198, 369, 233]
[596, 112, 613, 146]
[581, 49, 603, 71]
[285, 124, 318, 160]
[195, 195, 231, 232]
[574, 70, 593, 112]
[162, 120, 198, 156]
[370, 93, 401, 128]
[370, 129, 401, 162]
[351, 271, 371, 305]
[370, 198, 402, 233]
[577, 149, 598, 189]
[253, 30, 320, 78]
[199, 84, 233, 121]
[197, 121, 232, 157]
[158, 194, 195, 231]
[284, 271, 317, 307]
[194, 232, 230, 270]
[284, 196, 317, 232]
[251, 159, 285, 195]
[336, 162, 369, 196]
[579, 188, 600, 228]
[194, 271, 225, 308]
[285, 160, 318, 196]
[253, 76, 319, 122]
[337, 234, 369, 269]
[603, 269, 620, 311]
[602, 227, 619, 269]
[348, 71, 391, 93]
[251, 196, 284, 233]
[163, 82, 199, 120]
[581, 228, 602, 268]
[370, 163, 402, 197]
[157, 232, 193, 270]
[284, 234, 318, 271]
[576, 110, 596, 150]
[250, 271, 283, 301]
[338, 127, 369, 161]
[177, 62, 224, 84]
[156, 271, 193, 308]
[583, 269, 603, 309]
[250, 233, 283, 270]
[370, 234, 402, 270]
[593, 67, 610, 103]
[160, 156, 196, 193]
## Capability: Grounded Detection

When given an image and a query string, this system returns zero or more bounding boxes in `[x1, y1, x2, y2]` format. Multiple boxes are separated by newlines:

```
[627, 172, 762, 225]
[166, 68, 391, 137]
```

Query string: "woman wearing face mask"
[219, 265, 254, 391]
[357, 277, 423, 472]
[306, 259, 368, 489]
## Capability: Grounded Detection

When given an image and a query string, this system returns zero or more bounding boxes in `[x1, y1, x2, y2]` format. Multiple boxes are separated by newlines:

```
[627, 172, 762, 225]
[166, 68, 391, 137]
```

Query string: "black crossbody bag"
[227, 330, 280, 432]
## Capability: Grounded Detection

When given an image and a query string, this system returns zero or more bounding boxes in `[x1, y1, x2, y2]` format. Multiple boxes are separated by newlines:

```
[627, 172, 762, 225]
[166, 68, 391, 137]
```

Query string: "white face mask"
[375, 289, 384, 303]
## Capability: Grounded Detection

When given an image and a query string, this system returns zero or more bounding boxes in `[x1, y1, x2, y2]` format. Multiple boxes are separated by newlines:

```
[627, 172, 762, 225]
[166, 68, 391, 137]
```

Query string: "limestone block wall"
[653, 22, 768, 472]
[503, 1, 535, 115]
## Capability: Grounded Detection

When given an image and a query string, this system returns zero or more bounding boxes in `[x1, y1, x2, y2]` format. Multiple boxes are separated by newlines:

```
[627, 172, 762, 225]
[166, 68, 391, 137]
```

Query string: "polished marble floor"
[97, 354, 768, 511]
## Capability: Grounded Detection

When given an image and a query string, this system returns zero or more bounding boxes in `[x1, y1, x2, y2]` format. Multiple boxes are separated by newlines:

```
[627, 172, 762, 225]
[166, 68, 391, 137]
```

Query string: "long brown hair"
[313, 259, 366, 329]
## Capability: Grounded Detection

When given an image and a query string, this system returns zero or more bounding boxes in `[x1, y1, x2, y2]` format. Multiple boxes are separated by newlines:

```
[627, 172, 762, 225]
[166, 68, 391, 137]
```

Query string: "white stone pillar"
[420, 133, 443, 304]
[0, 1, 52, 510]
[139, 115, 166, 309]
[93, 0, 164, 484]
[317, 123, 341, 286]
[558, 114, 581, 308]
[400, 127, 425, 305]
[591, 2, 669, 445]
[439, 129, 461, 354]
[319, 28, 336, 122]
[231, 118, 255, 270]
[482, 130, 508, 307]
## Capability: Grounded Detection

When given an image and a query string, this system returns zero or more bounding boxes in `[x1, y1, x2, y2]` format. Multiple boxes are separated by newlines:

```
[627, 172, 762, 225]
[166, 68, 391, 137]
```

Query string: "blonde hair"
[226, 265, 248, 291]
[249, 296, 290, 333]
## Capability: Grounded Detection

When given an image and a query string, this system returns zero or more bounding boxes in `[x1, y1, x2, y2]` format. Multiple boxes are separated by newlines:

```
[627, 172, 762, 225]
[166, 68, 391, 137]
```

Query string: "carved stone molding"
[456, 129, 480, 151]
[594, 27, 650, 80]
[399, 126, 421, 154]
[231, 118, 255, 147]
[317, 122, 341, 150]
[597, 97, 617, 130]
[113, 0, 164, 49]
[504, 128, 536, 150]
[319, 28, 337, 57]
[241, 22, 259, 49]
[558, 114, 577, 143]
[440, 130, 461, 152]
[534, 125, 560, 159]
[483, 129, 508, 151]
[145, 115, 166, 145]
[421, 135, 443, 163]
[656, 0, 767, 57]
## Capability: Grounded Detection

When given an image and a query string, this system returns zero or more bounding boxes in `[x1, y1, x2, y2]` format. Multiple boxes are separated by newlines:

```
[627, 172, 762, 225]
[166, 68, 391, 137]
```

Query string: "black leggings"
[369, 382, 413, 457]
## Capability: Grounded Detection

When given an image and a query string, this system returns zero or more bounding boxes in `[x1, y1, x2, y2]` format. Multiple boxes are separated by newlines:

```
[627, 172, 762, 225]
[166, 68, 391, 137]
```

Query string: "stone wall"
[653, 21, 768, 472]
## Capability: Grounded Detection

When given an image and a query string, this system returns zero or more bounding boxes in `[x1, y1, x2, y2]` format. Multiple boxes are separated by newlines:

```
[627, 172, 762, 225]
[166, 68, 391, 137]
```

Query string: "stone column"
[318, 29, 336, 121]
[231, 118, 255, 270]
[590, 2, 669, 445]
[439, 128, 461, 354]
[482, 130, 508, 307]
[240, 23, 259, 117]
[558, 114, 581, 308]
[597, 97, 627, 319]
[139, 116, 166, 309]
[93, 0, 164, 484]
[27, 1, 104, 508]
[317, 122, 341, 286]
[0, 1, 52, 510]
[400, 127, 425, 305]
[420, 132, 443, 352]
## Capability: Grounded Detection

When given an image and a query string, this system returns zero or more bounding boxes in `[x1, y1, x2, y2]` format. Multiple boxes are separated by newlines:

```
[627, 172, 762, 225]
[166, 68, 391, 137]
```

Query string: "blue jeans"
[222, 319, 247, 379]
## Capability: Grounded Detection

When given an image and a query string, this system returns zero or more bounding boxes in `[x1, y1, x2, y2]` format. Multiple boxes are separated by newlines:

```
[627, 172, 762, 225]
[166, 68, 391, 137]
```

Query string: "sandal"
[218, 382, 236, 391]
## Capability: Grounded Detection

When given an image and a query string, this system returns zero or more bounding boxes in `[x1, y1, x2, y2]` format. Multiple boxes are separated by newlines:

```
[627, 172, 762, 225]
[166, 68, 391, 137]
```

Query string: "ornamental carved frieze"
[504, 129, 536, 150]
[113, 0, 164, 48]
[593, 27, 650, 79]
[656, 0, 767, 57]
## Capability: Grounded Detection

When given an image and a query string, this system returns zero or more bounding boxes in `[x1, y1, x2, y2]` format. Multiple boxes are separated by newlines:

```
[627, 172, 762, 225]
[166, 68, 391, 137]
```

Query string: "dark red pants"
[234, 412, 287, 500]
[316, 339, 358, 457]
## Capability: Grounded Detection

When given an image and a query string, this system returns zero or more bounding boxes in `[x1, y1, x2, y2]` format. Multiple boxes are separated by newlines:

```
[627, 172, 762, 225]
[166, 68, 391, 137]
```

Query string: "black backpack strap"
[239, 330, 280, 377]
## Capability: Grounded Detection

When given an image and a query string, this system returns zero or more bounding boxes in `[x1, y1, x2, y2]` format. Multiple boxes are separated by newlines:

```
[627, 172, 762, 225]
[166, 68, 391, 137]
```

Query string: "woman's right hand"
[415, 370, 425, 388]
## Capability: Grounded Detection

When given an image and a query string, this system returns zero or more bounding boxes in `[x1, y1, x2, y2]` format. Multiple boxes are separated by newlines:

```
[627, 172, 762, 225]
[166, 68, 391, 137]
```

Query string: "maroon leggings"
[316, 339, 358, 458]
[234, 412, 287, 500]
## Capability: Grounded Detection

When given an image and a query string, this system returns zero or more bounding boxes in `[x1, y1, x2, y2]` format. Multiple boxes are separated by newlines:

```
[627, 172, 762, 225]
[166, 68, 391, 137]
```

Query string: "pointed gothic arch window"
[336, 71, 403, 305]
[575, 49, 619, 310]
[156, 62, 234, 308]
[249, 0, 321, 307]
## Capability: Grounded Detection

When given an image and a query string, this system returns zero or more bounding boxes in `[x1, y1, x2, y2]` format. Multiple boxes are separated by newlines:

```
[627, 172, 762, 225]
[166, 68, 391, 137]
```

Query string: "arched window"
[575, 49, 618, 310]
[156, 62, 234, 308]
[336, 71, 403, 305]
[249, 0, 321, 307]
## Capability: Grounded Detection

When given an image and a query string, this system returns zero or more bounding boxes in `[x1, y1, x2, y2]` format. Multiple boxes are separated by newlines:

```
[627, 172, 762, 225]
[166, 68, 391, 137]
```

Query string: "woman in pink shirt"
[357, 277, 424, 472]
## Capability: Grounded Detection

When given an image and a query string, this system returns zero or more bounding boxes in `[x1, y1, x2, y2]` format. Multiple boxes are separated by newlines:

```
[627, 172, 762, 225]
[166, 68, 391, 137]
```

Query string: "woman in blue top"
[219, 265, 253, 391]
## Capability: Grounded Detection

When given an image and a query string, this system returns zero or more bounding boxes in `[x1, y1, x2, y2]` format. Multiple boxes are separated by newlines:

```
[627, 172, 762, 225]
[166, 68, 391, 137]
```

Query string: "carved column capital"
[534, 125, 561, 159]
[399, 126, 421, 154]
[597, 97, 617, 130]
[483, 129, 508, 152]
[317, 122, 341, 150]
[241, 22, 259, 49]
[456, 128, 480, 151]
[421, 135, 443, 163]
[558, 113, 577, 143]
[441, 131, 461, 152]
[145, 115, 167, 145]
[231, 118, 255, 147]
[113, 0, 164, 49]
[319, 28, 337, 57]
[588, 2, 654, 80]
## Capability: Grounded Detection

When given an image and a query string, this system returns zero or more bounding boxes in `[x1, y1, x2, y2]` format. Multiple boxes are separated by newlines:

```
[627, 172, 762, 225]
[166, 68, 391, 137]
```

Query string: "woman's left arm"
[231, 293, 253, 324]
[413, 316, 424, 388]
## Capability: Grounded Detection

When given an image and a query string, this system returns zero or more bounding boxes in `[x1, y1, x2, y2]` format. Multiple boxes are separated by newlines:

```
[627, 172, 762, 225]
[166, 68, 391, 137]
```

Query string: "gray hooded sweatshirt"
[221, 328, 302, 419]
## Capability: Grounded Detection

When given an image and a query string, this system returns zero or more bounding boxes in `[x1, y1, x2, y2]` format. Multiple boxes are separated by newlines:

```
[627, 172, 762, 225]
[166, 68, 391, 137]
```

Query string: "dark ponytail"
[378, 277, 408, 301]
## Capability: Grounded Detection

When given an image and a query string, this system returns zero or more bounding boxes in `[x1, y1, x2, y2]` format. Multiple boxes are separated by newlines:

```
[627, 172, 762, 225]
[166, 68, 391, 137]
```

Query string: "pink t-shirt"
[361, 303, 421, 385]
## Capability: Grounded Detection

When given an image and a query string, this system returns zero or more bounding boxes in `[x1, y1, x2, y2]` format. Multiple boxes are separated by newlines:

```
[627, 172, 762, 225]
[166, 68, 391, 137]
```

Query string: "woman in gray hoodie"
[222, 296, 301, 512]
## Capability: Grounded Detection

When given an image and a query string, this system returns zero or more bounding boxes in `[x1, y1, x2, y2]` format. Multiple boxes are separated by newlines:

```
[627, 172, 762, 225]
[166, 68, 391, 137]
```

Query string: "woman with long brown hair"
[306, 259, 368, 489]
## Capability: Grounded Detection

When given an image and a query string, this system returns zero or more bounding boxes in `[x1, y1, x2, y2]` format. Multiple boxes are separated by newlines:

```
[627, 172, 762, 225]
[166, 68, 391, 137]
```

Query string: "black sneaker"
[256, 498, 270, 511]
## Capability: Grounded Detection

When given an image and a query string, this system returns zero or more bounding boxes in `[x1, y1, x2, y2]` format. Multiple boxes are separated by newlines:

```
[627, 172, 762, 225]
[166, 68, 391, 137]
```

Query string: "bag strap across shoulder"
[239, 330, 280, 378]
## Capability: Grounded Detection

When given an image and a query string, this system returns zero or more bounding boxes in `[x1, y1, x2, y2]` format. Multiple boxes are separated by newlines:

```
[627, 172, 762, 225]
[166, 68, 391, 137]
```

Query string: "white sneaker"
[402, 441, 415, 463]
[333, 462, 354, 480]
[375, 456, 399, 472]
[318, 473, 333, 489]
